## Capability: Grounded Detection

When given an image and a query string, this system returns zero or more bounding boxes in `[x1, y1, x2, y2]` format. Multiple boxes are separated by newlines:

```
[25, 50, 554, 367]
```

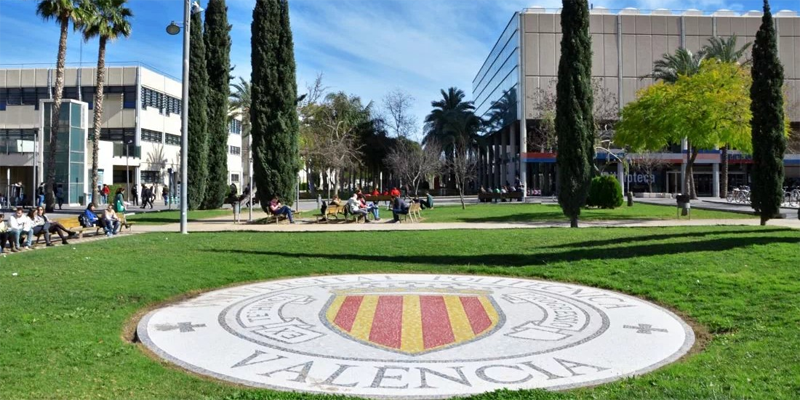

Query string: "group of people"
[0, 206, 78, 253]
[81, 187, 127, 236]
[132, 184, 160, 209]
[320, 187, 434, 223]
[480, 176, 525, 196]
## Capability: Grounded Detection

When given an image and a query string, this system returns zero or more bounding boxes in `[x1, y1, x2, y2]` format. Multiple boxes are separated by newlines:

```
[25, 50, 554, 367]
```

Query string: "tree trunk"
[721, 145, 729, 198]
[45, 18, 69, 212]
[570, 216, 578, 228]
[683, 146, 699, 199]
[91, 37, 107, 207]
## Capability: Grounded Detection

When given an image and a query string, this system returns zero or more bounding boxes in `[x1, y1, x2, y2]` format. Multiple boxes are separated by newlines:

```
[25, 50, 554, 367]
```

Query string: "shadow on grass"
[207, 235, 799, 267]
[543, 227, 792, 249]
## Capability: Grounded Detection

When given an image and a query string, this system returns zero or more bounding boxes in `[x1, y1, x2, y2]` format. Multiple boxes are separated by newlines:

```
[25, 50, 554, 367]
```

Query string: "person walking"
[131, 184, 139, 206]
[55, 184, 65, 210]
[102, 184, 110, 205]
[162, 186, 170, 206]
[36, 183, 45, 207]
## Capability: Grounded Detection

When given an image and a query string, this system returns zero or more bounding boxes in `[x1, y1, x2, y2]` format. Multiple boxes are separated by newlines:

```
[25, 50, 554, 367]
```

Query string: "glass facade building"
[42, 100, 87, 204]
[472, 13, 520, 128]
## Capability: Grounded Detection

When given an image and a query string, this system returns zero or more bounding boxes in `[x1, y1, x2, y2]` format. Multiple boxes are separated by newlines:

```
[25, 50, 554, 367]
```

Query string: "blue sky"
[1, 0, 798, 139]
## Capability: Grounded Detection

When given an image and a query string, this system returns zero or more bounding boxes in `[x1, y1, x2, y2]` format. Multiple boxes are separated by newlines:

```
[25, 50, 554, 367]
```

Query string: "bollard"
[627, 191, 634, 207]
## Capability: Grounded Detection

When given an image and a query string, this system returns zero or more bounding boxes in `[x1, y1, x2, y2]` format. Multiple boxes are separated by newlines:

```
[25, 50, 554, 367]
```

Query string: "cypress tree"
[750, 0, 786, 225]
[555, 0, 594, 228]
[202, 0, 231, 209]
[188, 11, 209, 210]
[251, 0, 300, 208]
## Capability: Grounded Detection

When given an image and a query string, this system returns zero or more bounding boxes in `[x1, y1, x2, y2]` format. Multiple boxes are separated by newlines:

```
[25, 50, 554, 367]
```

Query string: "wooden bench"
[317, 204, 345, 223]
[267, 209, 302, 224]
[52, 214, 134, 239]
[403, 202, 422, 223]
[364, 195, 392, 203]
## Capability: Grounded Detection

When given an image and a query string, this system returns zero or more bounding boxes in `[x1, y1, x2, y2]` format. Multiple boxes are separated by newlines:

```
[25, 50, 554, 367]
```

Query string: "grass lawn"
[1, 227, 799, 399]
[416, 202, 752, 223]
[125, 209, 231, 225]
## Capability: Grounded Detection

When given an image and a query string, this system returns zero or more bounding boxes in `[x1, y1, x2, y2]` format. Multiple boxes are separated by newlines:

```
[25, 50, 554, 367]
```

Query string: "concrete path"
[636, 196, 799, 217]
[134, 210, 800, 233]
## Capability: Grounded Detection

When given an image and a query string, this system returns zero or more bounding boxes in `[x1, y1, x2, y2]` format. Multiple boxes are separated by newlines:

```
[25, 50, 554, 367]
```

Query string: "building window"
[141, 129, 163, 143]
[141, 87, 180, 114]
[165, 133, 181, 146]
[231, 174, 240, 182]
[98, 128, 136, 143]
[0, 129, 37, 154]
[141, 170, 161, 184]
[229, 119, 242, 134]
[229, 145, 241, 156]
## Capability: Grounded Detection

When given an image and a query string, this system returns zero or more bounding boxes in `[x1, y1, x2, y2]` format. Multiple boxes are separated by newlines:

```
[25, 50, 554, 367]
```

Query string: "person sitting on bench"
[38, 207, 76, 245]
[347, 193, 370, 223]
[0, 214, 11, 253]
[29, 208, 54, 247]
[269, 196, 295, 224]
[358, 194, 380, 221]
[8, 207, 33, 251]
[103, 205, 121, 236]
[389, 194, 409, 223]
[83, 203, 102, 230]
[418, 191, 434, 209]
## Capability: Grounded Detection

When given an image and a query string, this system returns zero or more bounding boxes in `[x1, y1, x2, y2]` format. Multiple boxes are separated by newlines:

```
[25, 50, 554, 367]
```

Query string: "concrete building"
[474, 7, 800, 197]
[0, 65, 243, 206]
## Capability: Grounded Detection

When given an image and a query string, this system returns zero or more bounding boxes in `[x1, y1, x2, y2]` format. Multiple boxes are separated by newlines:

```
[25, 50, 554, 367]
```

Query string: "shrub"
[587, 175, 623, 209]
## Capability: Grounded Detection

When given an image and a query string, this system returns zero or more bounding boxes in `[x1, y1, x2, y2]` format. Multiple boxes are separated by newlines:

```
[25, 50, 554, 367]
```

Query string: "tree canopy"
[617, 61, 753, 153]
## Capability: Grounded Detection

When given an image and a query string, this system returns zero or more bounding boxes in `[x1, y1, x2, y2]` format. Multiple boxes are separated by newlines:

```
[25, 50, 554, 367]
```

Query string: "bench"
[364, 195, 392, 203]
[478, 192, 524, 202]
[317, 204, 345, 223]
[403, 202, 422, 223]
[55, 214, 133, 239]
[267, 209, 302, 224]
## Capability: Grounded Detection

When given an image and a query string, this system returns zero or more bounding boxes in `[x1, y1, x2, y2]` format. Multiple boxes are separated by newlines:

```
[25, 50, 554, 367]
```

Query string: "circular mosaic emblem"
[137, 274, 694, 398]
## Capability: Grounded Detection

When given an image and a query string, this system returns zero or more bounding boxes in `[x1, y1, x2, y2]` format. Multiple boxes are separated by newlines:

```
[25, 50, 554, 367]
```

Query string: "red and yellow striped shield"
[325, 290, 500, 355]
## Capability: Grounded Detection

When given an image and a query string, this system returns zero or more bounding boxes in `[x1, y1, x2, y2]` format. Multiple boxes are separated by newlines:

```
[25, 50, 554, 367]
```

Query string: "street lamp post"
[125, 138, 132, 202]
[167, 0, 203, 234]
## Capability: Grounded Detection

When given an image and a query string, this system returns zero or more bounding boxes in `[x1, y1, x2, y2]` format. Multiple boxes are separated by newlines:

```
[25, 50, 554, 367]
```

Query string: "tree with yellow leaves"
[616, 61, 752, 198]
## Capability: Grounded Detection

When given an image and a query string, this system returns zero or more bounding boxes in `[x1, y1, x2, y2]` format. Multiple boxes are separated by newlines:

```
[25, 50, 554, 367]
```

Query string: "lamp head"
[191, 1, 204, 15]
[166, 21, 181, 35]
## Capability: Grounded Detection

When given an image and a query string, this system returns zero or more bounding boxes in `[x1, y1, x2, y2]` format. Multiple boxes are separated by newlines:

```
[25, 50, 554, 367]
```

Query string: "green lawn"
[416, 202, 752, 223]
[125, 209, 231, 225]
[1, 227, 798, 399]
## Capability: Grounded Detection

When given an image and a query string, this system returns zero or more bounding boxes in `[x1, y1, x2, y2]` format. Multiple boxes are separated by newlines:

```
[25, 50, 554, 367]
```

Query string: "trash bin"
[676, 194, 691, 218]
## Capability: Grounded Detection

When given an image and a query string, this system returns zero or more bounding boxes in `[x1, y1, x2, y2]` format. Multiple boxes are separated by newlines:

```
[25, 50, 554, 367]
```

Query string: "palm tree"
[645, 48, 705, 83]
[230, 77, 252, 184]
[229, 77, 252, 136]
[37, 0, 91, 211]
[423, 87, 479, 156]
[82, 0, 133, 206]
[702, 35, 752, 199]
[702, 35, 752, 65]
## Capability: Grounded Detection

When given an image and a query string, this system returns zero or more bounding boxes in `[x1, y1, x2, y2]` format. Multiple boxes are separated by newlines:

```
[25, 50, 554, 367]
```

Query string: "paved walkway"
[636, 196, 799, 216]
[133, 209, 800, 233]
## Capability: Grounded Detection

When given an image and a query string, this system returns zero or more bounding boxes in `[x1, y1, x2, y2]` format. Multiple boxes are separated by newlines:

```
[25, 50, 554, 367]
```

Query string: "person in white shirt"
[103, 206, 121, 236]
[8, 207, 33, 250]
[347, 193, 370, 223]
[0, 214, 10, 253]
